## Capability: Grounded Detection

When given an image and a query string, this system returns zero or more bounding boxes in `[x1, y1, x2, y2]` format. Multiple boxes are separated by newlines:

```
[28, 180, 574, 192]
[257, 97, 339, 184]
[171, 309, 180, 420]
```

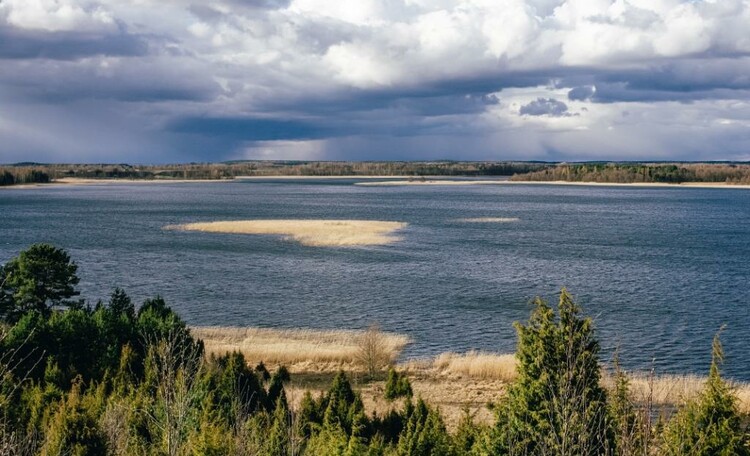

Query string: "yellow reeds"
[192, 326, 411, 366]
[432, 351, 518, 381]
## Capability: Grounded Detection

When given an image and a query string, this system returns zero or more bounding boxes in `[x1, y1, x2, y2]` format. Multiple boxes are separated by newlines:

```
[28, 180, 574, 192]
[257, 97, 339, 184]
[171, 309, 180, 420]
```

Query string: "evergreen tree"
[660, 333, 749, 456]
[493, 289, 612, 456]
[396, 398, 453, 456]
[384, 368, 413, 401]
[1, 244, 80, 321]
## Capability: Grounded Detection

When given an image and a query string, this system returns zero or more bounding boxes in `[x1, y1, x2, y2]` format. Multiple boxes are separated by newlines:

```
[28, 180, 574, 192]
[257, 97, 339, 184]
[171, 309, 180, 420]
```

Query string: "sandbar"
[164, 219, 408, 247]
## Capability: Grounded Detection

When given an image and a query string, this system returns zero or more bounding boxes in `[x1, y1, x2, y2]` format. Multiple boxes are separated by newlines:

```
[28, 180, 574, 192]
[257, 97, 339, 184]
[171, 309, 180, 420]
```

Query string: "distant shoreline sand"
[356, 179, 750, 189]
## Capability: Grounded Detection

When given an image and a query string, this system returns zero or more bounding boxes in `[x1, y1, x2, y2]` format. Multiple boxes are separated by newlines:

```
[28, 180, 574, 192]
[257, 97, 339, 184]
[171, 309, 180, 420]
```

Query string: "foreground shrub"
[660, 334, 750, 456]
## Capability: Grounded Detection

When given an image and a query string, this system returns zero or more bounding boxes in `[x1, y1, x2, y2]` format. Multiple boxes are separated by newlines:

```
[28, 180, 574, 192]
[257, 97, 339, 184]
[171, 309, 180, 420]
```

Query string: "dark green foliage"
[268, 396, 291, 455]
[266, 365, 290, 412]
[452, 408, 484, 455]
[1, 244, 80, 321]
[493, 289, 612, 456]
[205, 351, 266, 424]
[0, 168, 50, 186]
[255, 360, 271, 382]
[396, 398, 453, 456]
[384, 368, 413, 401]
[323, 372, 366, 435]
[660, 334, 750, 456]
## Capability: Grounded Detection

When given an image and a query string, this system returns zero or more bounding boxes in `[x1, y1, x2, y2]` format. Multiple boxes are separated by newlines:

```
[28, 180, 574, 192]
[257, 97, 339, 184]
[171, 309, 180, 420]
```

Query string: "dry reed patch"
[165, 220, 407, 247]
[192, 326, 410, 366]
[431, 351, 517, 382]
[454, 217, 520, 223]
[616, 373, 750, 413]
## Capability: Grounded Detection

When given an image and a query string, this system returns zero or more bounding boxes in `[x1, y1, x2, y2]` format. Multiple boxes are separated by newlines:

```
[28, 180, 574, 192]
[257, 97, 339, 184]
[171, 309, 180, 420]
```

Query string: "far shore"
[4, 175, 750, 190]
[0, 177, 232, 189]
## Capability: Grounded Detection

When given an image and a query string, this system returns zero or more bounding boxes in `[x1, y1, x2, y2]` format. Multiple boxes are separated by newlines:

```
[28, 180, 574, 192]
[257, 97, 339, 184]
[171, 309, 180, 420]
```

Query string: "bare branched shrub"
[355, 324, 391, 377]
[0, 423, 38, 456]
[142, 329, 204, 456]
[0, 328, 41, 456]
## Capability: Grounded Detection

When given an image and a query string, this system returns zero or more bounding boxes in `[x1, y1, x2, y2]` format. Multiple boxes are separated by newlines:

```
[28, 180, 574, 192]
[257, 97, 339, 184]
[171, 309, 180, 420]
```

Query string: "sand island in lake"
[164, 219, 407, 247]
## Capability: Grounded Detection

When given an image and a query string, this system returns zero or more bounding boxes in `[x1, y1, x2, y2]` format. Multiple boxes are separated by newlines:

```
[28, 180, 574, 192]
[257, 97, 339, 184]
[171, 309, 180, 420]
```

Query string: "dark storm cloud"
[2, 0, 750, 163]
[568, 86, 595, 101]
[168, 117, 333, 141]
[519, 98, 571, 117]
[0, 24, 147, 60]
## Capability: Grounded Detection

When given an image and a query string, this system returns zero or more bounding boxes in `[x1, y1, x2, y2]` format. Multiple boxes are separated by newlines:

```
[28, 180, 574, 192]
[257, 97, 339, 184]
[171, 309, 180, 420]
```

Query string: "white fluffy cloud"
[0, 0, 116, 32]
[1, 0, 750, 162]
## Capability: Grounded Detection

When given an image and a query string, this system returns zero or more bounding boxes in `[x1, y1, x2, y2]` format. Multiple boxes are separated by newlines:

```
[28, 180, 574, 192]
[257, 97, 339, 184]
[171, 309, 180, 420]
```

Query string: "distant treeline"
[5, 161, 750, 187]
[0, 167, 51, 186]
[510, 163, 750, 184]
[3, 161, 549, 182]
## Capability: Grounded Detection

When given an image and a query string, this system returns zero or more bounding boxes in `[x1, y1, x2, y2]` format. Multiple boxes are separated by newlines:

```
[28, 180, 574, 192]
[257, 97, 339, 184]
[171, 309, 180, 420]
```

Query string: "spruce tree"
[493, 289, 612, 456]
[660, 333, 749, 456]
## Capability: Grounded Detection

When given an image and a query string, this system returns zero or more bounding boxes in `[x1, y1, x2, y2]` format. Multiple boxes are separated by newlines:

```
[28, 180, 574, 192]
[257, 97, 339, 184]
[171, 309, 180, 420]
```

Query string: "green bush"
[384, 368, 413, 401]
[660, 334, 750, 456]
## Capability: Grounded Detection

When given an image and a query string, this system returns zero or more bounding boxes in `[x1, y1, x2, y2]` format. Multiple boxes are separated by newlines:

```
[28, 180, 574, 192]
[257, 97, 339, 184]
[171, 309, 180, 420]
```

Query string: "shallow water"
[2, 180, 749, 379]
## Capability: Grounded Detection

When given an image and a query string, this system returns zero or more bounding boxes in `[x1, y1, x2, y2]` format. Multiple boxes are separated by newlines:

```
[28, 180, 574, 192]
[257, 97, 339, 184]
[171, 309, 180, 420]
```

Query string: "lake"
[2, 179, 749, 380]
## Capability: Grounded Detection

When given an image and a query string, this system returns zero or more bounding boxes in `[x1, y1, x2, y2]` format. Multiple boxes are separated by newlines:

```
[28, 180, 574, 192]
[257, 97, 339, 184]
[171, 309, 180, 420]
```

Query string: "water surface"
[2, 180, 749, 379]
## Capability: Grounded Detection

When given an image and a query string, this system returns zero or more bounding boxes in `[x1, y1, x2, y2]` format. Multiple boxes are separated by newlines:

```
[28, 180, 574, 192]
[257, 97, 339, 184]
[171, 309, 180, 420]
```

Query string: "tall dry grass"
[165, 220, 407, 247]
[432, 351, 517, 381]
[192, 326, 410, 367]
[609, 372, 750, 414]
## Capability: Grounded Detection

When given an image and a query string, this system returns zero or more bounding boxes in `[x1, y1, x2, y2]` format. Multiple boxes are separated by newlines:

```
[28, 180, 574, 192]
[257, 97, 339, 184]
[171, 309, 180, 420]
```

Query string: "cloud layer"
[1, 0, 749, 162]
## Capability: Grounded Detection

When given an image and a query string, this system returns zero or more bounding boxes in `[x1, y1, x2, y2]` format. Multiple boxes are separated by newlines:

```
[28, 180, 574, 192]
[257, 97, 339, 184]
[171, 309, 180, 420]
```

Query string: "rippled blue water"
[1, 179, 749, 379]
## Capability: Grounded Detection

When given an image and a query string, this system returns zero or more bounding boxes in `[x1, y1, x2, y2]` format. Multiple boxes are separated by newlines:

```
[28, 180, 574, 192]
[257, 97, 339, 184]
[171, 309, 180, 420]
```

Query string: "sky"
[1, 0, 749, 164]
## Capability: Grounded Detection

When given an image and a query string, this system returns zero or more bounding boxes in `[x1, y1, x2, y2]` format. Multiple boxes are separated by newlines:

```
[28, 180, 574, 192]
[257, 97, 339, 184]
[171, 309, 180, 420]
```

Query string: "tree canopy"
[1, 243, 80, 321]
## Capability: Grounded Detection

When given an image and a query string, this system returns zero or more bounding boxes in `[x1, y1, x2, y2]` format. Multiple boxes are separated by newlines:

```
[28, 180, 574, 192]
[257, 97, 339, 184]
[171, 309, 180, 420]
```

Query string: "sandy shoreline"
[235, 175, 422, 180]
[165, 219, 408, 247]
[355, 180, 505, 186]
[356, 179, 750, 189]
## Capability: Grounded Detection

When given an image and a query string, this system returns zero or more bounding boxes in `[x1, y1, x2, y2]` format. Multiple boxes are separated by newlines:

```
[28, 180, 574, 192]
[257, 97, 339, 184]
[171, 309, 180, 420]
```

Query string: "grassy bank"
[195, 325, 750, 428]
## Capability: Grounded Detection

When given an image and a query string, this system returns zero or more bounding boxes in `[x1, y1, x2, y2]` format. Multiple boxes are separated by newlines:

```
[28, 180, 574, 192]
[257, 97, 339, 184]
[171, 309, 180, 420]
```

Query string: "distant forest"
[2, 161, 750, 186]
[0, 162, 546, 185]
[509, 163, 750, 184]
